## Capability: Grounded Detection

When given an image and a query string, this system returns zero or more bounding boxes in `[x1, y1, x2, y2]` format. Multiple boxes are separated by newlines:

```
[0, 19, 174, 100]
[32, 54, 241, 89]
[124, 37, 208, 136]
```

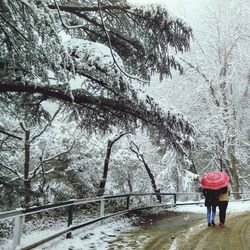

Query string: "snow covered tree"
[150, 0, 250, 194]
[185, 0, 250, 195]
[0, 103, 75, 207]
[129, 141, 162, 203]
[97, 132, 128, 196]
[0, 0, 194, 155]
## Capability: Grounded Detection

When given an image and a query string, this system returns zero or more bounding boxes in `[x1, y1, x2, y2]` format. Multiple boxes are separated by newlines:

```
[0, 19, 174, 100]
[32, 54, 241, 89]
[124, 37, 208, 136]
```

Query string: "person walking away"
[203, 189, 218, 226]
[218, 185, 230, 227]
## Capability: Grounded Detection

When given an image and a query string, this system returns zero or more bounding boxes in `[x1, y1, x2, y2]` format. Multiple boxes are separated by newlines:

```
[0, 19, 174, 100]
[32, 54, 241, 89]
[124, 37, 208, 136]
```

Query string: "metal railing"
[0, 191, 249, 250]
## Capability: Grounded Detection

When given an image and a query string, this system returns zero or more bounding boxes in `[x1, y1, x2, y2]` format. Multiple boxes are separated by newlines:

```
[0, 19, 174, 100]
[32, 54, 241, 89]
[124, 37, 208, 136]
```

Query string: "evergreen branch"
[66, 64, 122, 97]
[0, 81, 159, 127]
[53, 0, 143, 62]
[48, 3, 130, 12]
[97, 0, 149, 84]
[0, 81, 194, 154]
[0, 177, 39, 197]
[53, 0, 86, 29]
[0, 13, 29, 42]
[51, 1, 144, 52]
[0, 26, 24, 57]
[17, 0, 33, 10]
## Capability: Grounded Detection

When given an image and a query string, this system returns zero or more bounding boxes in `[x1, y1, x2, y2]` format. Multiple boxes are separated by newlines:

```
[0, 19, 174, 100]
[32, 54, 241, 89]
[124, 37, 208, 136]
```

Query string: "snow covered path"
[21, 200, 250, 250]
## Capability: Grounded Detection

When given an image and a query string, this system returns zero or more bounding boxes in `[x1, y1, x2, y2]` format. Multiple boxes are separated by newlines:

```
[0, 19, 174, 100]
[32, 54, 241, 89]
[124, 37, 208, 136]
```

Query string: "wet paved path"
[107, 211, 250, 250]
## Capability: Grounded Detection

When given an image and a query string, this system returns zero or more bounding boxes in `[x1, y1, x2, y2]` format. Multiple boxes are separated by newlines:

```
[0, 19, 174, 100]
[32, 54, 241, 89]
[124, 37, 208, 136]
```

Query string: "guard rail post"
[174, 194, 177, 204]
[12, 215, 23, 250]
[66, 204, 74, 239]
[126, 195, 130, 209]
[149, 194, 153, 206]
[100, 198, 105, 217]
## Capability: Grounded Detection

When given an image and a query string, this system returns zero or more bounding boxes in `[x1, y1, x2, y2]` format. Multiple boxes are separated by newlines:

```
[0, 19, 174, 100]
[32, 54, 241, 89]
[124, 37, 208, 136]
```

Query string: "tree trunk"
[229, 149, 241, 199]
[127, 172, 133, 193]
[97, 133, 127, 196]
[97, 140, 112, 196]
[24, 129, 31, 206]
[188, 159, 198, 174]
[130, 142, 162, 203]
[219, 73, 240, 198]
[141, 157, 162, 203]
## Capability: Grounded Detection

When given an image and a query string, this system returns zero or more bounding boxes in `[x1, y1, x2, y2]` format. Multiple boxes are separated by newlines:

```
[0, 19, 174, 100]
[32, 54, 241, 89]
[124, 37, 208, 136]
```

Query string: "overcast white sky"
[127, 0, 209, 27]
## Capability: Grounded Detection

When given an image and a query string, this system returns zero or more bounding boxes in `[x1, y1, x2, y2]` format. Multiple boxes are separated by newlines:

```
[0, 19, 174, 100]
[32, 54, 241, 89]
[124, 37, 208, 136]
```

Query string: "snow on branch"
[179, 57, 220, 107]
[0, 81, 194, 154]
[53, 0, 87, 29]
[30, 108, 61, 142]
[28, 141, 75, 180]
[53, 0, 149, 83]
[42, 140, 75, 164]
[97, 0, 149, 84]
[0, 128, 22, 140]
[19, 122, 29, 133]
[0, 162, 24, 181]
[239, 173, 250, 180]
[49, 3, 130, 12]
[0, 13, 29, 42]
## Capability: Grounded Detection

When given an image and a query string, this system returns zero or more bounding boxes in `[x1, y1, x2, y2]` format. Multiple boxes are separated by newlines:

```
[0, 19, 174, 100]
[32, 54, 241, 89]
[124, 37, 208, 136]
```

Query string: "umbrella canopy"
[200, 171, 230, 190]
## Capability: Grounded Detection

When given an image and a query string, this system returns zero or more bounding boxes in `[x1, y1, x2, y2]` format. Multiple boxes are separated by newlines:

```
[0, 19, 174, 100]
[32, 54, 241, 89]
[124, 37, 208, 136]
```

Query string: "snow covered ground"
[3, 200, 248, 250]
[172, 199, 250, 213]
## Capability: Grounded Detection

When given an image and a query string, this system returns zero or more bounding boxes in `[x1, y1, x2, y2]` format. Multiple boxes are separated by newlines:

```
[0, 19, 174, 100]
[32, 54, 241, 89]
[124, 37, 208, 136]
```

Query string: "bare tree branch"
[0, 128, 22, 140]
[129, 141, 162, 203]
[28, 140, 74, 181]
[0, 162, 24, 181]
[19, 122, 28, 133]
[42, 141, 75, 164]
[30, 107, 61, 142]
[179, 57, 220, 107]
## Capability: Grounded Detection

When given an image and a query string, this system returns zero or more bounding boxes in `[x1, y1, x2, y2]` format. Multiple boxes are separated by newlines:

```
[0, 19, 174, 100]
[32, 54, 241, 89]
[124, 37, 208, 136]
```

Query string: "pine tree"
[0, 0, 193, 154]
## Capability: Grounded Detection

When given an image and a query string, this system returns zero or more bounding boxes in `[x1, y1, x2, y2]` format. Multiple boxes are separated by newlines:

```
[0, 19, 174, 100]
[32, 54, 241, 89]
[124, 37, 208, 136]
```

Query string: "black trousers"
[218, 201, 228, 224]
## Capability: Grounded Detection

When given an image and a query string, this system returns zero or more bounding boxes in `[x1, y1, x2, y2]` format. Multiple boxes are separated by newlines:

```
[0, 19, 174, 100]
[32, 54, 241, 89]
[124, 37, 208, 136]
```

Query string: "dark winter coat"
[203, 189, 219, 207]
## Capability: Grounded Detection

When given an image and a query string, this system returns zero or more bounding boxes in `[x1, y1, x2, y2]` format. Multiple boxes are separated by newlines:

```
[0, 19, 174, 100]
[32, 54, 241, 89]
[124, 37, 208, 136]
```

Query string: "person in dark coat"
[203, 189, 219, 226]
[218, 185, 230, 227]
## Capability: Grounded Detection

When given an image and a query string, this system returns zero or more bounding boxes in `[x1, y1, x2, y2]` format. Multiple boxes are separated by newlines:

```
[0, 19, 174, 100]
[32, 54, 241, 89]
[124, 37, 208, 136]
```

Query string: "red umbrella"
[200, 171, 230, 190]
